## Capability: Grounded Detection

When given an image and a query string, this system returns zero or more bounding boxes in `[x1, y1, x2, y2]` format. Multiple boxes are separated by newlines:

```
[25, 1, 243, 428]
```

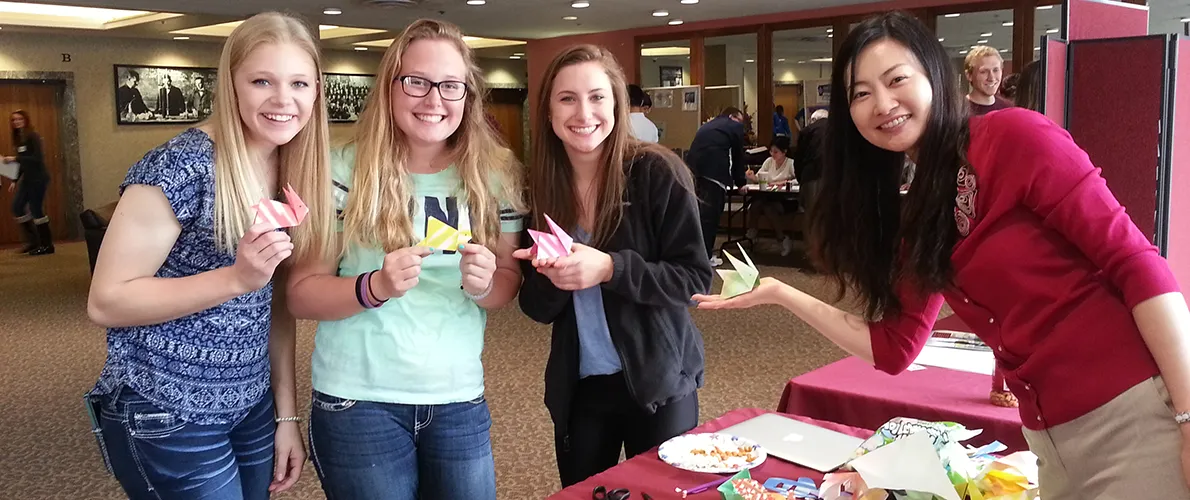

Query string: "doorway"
[486, 88, 528, 161]
[0, 80, 74, 245]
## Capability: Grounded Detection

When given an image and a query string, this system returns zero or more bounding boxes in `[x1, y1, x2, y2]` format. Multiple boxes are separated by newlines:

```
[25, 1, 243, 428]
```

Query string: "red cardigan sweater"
[870, 108, 1181, 430]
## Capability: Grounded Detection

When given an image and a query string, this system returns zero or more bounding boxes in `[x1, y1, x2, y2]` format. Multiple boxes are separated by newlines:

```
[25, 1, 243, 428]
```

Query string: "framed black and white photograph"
[114, 64, 216, 125]
[659, 66, 683, 87]
[324, 73, 375, 123]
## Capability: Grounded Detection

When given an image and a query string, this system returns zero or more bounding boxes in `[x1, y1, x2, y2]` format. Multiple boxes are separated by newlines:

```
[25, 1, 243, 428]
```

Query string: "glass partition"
[771, 26, 833, 131]
[705, 33, 759, 141]
[640, 40, 692, 87]
[936, 9, 1015, 94]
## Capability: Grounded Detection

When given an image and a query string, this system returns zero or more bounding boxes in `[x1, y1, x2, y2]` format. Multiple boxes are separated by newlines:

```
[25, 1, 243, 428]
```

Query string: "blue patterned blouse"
[87, 128, 273, 425]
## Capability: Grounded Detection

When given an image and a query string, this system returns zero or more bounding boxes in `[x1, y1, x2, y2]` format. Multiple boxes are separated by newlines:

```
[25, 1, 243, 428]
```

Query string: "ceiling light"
[960, 50, 969, 54]
[680, 0, 699, 3]
[323, 7, 342, 14]
[826, 28, 833, 33]
[1047, 28, 1059, 33]
[1182, 17, 1190, 22]
[945, 13, 960, 17]
[510, 55, 521, 59]
[977, 39, 988, 43]
[810, 57, 832, 62]
[745, 59, 754, 63]
[173, 36, 189, 40]
[513, 52, 525, 55]
[668, 19, 683, 25]
[1001, 48, 1011, 52]
[640, 46, 690, 56]
[827, 34, 833, 38]
[980, 32, 993, 37]
[777, 58, 785, 62]
[563, 15, 578, 20]
[354, 46, 367, 51]
[319, 25, 339, 30]
[652, 9, 669, 16]
[798, 60, 806, 63]
[1037, 5, 1054, 9]
[467, 0, 486, 4]
[938, 37, 945, 42]
[571, 0, 589, 8]
[1002, 21, 1013, 26]
[0, 1, 179, 30]
[1034, 46, 1040, 50]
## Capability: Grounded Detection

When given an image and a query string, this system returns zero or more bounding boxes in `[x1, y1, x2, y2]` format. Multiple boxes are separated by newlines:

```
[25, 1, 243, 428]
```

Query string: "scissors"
[592, 485, 653, 500]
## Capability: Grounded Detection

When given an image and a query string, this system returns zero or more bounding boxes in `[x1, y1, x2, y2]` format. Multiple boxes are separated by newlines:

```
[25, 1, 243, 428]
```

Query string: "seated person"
[745, 136, 797, 256]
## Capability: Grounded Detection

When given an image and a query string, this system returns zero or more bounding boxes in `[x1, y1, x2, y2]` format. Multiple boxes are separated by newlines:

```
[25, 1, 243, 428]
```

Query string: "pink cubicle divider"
[1166, 39, 1190, 293]
[1043, 38, 1067, 128]
[1066, 36, 1167, 241]
[1066, 0, 1150, 40]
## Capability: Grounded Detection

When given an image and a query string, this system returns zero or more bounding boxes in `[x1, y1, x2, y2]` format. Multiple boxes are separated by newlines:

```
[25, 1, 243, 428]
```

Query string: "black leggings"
[555, 373, 699, 487]
[12, 179, 47, 220]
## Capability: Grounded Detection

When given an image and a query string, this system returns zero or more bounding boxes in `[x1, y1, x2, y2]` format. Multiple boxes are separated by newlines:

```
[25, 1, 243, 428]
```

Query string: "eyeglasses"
[592, 486, 652, 500]
[396, 75, 468, 101]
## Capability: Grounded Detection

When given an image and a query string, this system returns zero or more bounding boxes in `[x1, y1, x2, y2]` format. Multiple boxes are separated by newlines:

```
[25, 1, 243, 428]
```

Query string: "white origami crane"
[716, 243, 759, 298]
[527, 214, 574, 259]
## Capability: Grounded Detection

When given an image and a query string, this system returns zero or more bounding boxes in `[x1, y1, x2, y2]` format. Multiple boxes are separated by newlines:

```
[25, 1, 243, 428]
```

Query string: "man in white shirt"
[627, 84, 659, 143]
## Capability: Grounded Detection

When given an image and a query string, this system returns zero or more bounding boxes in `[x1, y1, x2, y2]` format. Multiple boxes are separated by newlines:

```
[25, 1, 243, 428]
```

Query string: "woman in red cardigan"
[695, 11, 1190, 498]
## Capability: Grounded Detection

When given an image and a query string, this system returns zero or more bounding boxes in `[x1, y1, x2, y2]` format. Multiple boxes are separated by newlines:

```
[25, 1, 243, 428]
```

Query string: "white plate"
[658, 433, 767, 473]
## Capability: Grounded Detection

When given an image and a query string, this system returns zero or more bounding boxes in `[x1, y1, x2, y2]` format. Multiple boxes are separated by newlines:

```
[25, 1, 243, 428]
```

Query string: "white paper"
[746, 146, 768, 154]
[912, 345, 996, 375]
[0, 161, 18, 180]
[848, 432, 961, 500]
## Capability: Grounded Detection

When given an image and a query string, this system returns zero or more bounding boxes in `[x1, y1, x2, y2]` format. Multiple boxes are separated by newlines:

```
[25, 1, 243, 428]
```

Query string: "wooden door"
[0, 82, 68, 245]
[774, 83, 803, 133]
[486, 89, 527, 161]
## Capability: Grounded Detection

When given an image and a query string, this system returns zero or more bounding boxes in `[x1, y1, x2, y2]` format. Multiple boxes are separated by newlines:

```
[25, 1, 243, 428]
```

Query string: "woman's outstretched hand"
[692, 277, 789, 309]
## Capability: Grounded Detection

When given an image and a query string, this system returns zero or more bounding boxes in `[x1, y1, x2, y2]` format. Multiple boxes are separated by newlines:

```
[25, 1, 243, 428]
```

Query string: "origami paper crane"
[716, 243, 759, 298]
[253, 184, 308, 230]
[417, 216, 472, 250]
[527, 214, 574, 259]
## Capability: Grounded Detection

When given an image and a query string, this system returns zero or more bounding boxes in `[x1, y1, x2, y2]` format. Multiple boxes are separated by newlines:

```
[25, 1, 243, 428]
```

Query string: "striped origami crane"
[253, 184, 308, 230]
[527, 214, 573, 259]
[717, 243, 759, 298]
[417, 216, 472, 250]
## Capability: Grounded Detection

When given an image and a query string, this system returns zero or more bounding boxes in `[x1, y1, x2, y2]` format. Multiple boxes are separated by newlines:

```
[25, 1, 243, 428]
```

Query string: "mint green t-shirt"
[312, 146, 523, 405]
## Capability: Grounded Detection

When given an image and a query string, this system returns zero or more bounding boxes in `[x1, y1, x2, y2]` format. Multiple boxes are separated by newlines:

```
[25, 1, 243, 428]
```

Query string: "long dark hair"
[10, 109, 32, 149]
[1014, 60, 1043, 112]
[808, 11, 970, 319]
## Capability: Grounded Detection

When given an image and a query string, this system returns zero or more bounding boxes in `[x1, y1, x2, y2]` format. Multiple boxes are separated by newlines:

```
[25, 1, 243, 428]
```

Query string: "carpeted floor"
[0, 239, 859, 499]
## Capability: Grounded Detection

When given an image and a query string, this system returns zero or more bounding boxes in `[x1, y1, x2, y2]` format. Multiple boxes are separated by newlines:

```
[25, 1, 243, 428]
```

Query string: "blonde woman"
[85, 12, 333, 499]
[287, 19, 524, 500]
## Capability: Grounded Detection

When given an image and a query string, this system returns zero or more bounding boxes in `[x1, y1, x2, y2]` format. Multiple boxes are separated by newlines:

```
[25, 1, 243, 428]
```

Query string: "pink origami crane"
[253, 184, 308, 230]
[527, 214, 574, 259]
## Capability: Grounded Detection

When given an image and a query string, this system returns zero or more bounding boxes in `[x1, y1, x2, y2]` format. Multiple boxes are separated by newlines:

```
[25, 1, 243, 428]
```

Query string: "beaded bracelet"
[275, 416, 302, 424]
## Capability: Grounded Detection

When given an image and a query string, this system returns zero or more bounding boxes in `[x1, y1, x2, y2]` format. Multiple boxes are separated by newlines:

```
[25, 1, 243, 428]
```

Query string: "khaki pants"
[1021, 376, 1190, 499]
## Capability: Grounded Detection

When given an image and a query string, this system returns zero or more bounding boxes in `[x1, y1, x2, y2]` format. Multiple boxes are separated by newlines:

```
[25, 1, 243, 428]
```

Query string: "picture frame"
[114, 64, 217, 125]
[324, 73, 376, 123]
[659, 66, 684, 87]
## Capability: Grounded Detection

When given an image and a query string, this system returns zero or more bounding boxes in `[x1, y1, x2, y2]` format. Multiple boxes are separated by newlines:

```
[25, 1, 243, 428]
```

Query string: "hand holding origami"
[253, 184, 308, 230]
[527, 214, 574, 260]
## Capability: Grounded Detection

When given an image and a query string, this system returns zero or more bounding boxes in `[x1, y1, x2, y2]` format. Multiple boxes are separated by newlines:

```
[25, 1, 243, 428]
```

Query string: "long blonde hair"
[342, 19, 524, 252]
[209, 11, 335, 262]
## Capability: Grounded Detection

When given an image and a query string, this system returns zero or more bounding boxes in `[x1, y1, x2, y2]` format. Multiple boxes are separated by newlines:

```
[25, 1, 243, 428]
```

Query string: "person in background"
[155, 74, 186, 118]
[517, 44, 712, 487]
[965, 46, 1012, 115]
[745, 135, 797, 256]
[187, 74, 213, 119]
[695, 11, 1190, 498]
[794, 108, 828, 216]
[627, 84, 659, 143]
[688, 107, 747, 266]
[642, 93, 652, 114]
[286, 19, 524, 500]
[117, 70, 152, 120]
[85, 12, 330, 499]
[1014, 60, 1044, 113]
[6, 110, 53, 255]
[773, 105, 792, 137]
[999, 72, 1021, 102]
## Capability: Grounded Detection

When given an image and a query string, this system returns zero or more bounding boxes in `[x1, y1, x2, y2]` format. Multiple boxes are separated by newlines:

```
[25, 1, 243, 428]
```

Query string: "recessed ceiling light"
[938, 37, 945, 42]
[571, 0, 589, 8]
[959, 50, 969, 54]
[467, 0, 485, 4]
[509, 55, 521, 59]
[354, 46, 367, 51]
[680, 0, 699, 3]
[1002, 21, 1013, 26]
[945, 13, 960, 17]
[319, 25, 339, 30]
[652, 9, 668, 16]
[1046, 28, 1059, 33]
[827, 34, 833, 38]
[668, 18, 683, 25]
[826, 28, 833, 33]
[798, 60, 806, 63]
[977, 39, 988, 43]
[980, 32, 993, 37]
[563, 15, 578, 20]
[323, 7, 342, 15]
[1182, 17, 1190, 22]
[745, 59, 754, 63]
[777, 58, 785, 62]
[1034, 46, 1041, 50]
[513, 52, 524, 56]
[1002, 48, 1011, 52]
[173, 36, 189, 40]
[1037, 5, 1053, 9]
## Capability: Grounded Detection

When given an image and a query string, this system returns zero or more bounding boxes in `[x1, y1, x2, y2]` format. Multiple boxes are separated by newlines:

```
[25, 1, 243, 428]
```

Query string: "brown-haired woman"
[514, 44, 713, 486]
[6, 110, 53, 254]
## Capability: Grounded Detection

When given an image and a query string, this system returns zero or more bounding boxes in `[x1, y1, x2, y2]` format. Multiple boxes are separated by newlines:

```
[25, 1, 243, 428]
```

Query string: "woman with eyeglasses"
[286, 18, 525, 500]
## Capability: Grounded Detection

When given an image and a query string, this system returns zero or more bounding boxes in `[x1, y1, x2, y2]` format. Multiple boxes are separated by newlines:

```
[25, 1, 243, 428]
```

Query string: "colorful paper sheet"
[417, 216, 472, 250]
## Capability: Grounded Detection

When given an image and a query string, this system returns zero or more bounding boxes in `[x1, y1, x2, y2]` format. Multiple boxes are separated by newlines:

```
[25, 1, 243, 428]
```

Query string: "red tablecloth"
[778, 356, 1027, 453]
[547, 408, 872, 499]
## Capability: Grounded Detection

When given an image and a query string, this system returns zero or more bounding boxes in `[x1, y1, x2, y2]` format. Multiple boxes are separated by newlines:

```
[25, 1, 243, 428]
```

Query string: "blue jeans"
[88, 387, 276, 500]
[308, 391, 496, 500]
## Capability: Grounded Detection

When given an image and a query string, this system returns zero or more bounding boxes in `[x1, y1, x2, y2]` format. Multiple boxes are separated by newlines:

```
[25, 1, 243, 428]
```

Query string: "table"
[778, 357, 1027, 453]
[547, 408, 872, 499]
[719, 183, 800, 256]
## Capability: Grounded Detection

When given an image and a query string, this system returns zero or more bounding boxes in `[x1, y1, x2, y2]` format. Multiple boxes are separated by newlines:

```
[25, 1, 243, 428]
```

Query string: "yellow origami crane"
[417, 216, 472, 251]
[716, 243, 759, 298]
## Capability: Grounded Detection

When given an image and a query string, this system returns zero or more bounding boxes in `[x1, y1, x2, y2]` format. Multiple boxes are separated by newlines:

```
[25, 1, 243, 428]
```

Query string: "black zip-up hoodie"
[518, 149, 714, 436]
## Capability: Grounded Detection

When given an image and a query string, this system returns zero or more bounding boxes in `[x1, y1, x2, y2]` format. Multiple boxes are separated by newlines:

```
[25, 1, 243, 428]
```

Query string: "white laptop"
[718, 413, 866, 472]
